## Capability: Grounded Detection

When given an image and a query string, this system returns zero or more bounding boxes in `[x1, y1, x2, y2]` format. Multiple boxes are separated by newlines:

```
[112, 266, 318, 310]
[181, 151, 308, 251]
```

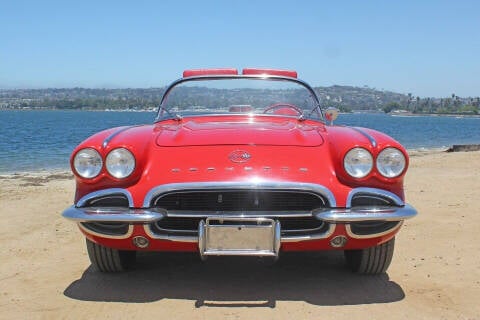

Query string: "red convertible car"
[63, 68, 417, 274]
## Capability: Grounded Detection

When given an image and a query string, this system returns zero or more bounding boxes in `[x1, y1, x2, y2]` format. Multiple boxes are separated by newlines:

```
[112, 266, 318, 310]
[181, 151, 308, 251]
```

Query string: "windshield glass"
[157, 77, 322, 120]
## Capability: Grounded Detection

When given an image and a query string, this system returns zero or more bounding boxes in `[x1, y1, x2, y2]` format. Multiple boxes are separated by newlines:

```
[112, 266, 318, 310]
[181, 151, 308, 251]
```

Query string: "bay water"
[1, 110, 479, 174]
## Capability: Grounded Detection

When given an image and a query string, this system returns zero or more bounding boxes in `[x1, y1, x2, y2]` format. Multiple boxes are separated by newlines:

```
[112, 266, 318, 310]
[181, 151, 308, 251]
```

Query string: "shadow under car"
[64, 251, 405, 307]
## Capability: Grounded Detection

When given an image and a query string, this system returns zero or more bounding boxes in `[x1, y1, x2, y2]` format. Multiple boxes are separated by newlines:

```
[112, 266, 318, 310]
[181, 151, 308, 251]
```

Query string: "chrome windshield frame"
[154, 75, 325, 123]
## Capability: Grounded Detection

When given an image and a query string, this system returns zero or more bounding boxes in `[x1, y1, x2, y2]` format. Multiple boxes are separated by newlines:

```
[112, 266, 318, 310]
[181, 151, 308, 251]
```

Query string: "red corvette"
[63, 68, 417, 274]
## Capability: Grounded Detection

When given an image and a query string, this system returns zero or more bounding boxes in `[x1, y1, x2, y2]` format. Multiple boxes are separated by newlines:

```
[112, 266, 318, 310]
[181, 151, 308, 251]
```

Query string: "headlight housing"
[344, 147, 373, 178]
[106, 148, 135, 179]
[376, 147, 406, 178]
[73, 148, 103, 178]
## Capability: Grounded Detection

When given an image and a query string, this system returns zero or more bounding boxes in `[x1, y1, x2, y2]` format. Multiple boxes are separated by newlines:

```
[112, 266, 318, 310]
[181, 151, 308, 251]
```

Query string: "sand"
[1, 151, 479, 319]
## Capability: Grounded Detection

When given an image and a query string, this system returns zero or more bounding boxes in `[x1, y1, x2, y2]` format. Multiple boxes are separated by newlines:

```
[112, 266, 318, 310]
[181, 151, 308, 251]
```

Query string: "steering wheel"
[263, 103, 303, 116]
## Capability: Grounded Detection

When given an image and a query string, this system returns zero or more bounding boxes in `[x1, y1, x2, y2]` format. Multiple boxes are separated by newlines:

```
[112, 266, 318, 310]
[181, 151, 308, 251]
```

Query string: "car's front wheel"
[344, 237, 395, 274]
[86, 239, 136, 272]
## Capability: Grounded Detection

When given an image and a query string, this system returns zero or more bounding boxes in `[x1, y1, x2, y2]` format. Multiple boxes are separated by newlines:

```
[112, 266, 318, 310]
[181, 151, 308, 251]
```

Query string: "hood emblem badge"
[229, 150, 251, 163]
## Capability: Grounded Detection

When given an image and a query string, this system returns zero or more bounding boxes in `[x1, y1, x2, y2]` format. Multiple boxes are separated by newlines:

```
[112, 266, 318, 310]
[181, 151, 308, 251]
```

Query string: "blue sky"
[1, 0, 479, 97]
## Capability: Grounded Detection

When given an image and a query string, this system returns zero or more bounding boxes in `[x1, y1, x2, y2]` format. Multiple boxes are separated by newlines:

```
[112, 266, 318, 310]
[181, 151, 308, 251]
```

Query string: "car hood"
[155, 119, 324, 147]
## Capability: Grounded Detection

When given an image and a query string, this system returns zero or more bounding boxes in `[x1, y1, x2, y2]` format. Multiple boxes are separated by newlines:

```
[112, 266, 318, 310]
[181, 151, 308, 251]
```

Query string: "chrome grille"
[152, 190, 327, 211]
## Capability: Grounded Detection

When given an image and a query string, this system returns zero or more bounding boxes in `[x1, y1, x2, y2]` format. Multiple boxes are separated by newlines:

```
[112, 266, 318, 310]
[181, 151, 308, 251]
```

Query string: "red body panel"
[72, 116, 407, 205]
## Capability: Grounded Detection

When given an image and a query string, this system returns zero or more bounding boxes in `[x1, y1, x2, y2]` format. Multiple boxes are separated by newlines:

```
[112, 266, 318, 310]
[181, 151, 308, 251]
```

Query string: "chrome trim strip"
[76, 188, 134, 207]
[164, 210, 315, 218]
[280, 223, 335, 242]
[154, 226, 197, 234]
[346, 187, 404, 207]
[102, 125, 142, 149]
[345, 221, 403, 239]
[201, 250, 277, 257]
[144, 230, 197, 243]
[78, 223, 134, 240]
[349, 127, 378, 148]
[143, 181, 337, 208]
[62, 206, 165, 223]
[285, 224, 325, 234]
[314, 204, 417, 222]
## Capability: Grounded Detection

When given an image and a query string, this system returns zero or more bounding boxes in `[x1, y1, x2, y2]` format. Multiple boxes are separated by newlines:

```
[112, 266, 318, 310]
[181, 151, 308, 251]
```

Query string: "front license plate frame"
[198, 217, 281, 258]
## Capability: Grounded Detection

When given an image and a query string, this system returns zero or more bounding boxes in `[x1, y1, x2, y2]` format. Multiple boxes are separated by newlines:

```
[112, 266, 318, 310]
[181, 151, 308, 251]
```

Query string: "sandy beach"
[1, 151, 479, 319]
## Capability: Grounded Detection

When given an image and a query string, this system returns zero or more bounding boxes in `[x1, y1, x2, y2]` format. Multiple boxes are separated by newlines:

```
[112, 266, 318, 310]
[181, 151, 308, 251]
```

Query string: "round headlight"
[106, 148, 135, 179]
[73, 148, 102, 178]
[344, 147, 373, 178]
[377, 147, 406, 178]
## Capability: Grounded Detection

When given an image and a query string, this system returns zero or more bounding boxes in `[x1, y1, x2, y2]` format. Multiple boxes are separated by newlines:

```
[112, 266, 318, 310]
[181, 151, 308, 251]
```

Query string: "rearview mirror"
[325, 107, 339, 125]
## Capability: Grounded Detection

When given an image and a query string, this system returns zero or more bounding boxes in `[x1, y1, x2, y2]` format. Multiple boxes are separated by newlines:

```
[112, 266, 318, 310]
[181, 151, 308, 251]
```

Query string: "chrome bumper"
[62, 204, 416, 224]
[314, 204, 417, 222]
[63, 205, 416, 245]
[62, 206, 165, 223]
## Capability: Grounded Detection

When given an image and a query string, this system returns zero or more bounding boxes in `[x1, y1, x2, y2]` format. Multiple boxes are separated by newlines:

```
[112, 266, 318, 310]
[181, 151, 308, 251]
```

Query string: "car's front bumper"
[62, 203, 416, 246]
[62, 183, 417, 252]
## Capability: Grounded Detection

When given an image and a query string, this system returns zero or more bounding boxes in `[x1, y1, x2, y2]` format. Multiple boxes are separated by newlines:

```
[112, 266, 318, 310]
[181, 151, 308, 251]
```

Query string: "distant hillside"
[314, 85, 409, 112]
[1, 86, 478, 114]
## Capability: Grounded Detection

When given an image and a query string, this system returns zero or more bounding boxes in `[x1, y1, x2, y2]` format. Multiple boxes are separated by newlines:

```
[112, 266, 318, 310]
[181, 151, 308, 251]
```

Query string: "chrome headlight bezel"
[344, 147, 374, 178]
[376, 147, 406, 178]
[73, 148, 103, 179]
[105, 148, 136, 179]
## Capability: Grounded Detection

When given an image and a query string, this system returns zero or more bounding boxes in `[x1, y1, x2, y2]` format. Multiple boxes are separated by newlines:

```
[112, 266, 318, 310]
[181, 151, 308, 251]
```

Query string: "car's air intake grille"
[81, 194, 129, 207]
[349, 221, 401, 236]
[151, 216, 327, 237]
[350, 193, 398, 207]
[151, 190, 327, 211]
[81, 222, 130, 236]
